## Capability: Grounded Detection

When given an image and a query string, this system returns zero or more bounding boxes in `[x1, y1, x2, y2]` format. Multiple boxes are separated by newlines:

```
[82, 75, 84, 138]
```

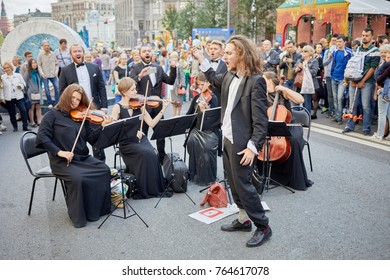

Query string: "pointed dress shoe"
[246, 225, 272, 247]
[221, 219, 252, 232]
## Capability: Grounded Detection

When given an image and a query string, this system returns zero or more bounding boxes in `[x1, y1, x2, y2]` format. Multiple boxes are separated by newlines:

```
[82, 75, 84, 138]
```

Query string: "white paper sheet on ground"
[189, 202, 270, 225]
[189, 204, 239, 224]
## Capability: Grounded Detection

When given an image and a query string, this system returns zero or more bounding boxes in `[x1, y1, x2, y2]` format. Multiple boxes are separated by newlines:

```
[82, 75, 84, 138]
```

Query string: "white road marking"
[311, 123, 390, 152]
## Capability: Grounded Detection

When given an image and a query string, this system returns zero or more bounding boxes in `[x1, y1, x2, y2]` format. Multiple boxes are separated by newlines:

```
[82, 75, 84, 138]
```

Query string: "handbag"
[200, 182, 228, 208]
[294, 71, 303, 88]
[30, 93, 41, 101]
[177, 86, 186, 95]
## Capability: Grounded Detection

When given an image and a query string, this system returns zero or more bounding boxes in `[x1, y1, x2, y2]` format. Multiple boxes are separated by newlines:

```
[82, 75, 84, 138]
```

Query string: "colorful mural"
[276, 0, 350, 44]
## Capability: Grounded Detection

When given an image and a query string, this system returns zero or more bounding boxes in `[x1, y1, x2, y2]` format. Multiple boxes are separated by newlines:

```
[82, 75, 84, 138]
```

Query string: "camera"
[147, 67, 157, 74]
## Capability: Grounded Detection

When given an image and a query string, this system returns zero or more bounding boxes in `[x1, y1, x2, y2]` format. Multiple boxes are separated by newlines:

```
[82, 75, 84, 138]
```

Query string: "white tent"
[348, 0, 390, 15]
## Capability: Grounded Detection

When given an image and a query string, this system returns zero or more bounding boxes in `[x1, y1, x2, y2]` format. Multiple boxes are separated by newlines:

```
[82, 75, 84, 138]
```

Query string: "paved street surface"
[1, 91, 389, 260]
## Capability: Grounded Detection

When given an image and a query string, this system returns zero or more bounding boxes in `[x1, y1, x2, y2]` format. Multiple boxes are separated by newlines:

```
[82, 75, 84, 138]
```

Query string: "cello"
[258, 91, 292, 163]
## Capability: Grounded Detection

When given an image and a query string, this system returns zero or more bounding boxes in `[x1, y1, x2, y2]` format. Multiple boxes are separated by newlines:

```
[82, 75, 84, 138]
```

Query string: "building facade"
[0, 0, 10, 37]
[276, 0, 390, 45]
[51, 0, 115, 31]
[13, 9, 52, 28]
[115, 0, 201, 48]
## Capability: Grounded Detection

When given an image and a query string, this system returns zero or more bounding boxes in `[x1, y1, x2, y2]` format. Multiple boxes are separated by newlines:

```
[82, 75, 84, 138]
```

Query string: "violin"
[129, 94, 179, 109]
[70, 105, 106, 124]
[258, 91, 292, 163]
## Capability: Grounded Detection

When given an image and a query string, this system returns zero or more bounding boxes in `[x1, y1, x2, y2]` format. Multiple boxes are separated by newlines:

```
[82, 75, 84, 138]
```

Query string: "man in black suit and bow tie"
[59, 44, 108, 161]
[208, 40, 227, 106]
[192, 35, 271, 248]
[130, 45, 177, 163]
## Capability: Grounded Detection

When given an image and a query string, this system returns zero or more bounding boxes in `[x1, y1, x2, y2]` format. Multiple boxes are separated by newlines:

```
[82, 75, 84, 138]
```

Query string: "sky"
[3, 0, 54, 19]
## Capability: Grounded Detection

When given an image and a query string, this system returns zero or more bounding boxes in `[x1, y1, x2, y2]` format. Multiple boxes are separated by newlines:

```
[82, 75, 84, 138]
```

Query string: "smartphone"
[147, 67, 157, 74]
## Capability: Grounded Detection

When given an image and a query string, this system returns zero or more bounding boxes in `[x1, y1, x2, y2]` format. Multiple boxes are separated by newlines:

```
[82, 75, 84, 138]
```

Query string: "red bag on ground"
[200, 182, 228, 208]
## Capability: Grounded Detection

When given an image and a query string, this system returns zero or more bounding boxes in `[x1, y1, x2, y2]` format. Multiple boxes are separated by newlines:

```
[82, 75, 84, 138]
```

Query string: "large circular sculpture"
[1, 19, 86, 63]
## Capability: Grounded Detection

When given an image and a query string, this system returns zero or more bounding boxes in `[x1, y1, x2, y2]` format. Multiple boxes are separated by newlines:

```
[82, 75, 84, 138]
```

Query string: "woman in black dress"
[258, 71, 313, 191]
[111, 77, 171, 199]
[186, 73, 219, 185]
[36, 84, 113, 228]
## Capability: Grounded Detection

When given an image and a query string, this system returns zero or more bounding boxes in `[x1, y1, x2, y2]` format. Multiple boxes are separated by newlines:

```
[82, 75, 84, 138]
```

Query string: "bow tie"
[76, 63, 85, 68]
[231, 72, 239, 79]
[211, 59, 220, 63]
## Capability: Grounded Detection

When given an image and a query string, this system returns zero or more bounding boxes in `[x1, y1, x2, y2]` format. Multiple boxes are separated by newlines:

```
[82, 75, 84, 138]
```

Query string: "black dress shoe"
[246, 225, 272, 247]
[221, 219, 252, 232]
[13, 127, 18, 132]
[23, 127, 31, 132]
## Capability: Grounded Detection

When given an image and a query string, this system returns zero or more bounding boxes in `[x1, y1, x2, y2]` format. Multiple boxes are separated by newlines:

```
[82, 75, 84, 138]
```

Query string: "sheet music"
[200, 107, 221, 131]
[102, 115, 141, 129]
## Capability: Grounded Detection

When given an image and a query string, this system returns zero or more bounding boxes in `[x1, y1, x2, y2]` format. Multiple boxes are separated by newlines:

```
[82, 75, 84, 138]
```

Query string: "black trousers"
[223, 138, 268, 229]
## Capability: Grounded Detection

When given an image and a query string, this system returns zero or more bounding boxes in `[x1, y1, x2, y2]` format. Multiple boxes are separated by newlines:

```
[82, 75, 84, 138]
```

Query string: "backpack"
[162, 153, 189, 193]
[344, 47, 378, 81]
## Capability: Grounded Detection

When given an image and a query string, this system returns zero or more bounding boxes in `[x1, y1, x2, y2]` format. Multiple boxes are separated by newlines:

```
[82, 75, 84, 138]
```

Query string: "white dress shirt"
[199, 59, 257, 154]
[75, 63, 92, 100]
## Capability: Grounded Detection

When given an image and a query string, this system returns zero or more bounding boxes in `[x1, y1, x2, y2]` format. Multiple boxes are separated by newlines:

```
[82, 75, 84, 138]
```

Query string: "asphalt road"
[0, 97, 389, 260]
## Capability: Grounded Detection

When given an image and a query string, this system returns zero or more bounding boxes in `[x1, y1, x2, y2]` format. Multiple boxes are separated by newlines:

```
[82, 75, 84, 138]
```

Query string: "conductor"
[192, 35, 272, 248]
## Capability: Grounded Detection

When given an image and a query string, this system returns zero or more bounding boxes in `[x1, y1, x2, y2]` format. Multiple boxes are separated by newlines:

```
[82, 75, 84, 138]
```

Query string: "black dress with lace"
[186, 94, 219, 185]
[257, 92, 313, 190]
[117, 104, 167, 198]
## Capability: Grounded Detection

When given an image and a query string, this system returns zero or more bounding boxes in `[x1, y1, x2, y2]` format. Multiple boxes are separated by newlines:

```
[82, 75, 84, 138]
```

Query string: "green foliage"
[0, 32, 4, 47]
[162, 0, 227, 40]
[161, 6, 178, 34]
[234, 0, 284, 41]
[176, 0, 197, 39]
[195, 0, 227, 29]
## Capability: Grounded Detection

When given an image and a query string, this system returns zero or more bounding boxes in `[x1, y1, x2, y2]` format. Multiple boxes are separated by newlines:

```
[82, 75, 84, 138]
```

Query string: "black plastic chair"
[20, 131, 66, 215]
[291, 106, 313, 172]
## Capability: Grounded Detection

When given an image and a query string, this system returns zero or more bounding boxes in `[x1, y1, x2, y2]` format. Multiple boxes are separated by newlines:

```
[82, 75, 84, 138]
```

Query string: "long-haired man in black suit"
[192, 35, 271, 248]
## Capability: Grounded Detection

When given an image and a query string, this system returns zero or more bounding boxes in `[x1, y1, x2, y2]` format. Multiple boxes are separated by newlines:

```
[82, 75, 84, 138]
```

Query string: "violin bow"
[68, 97, 94, 166]
[138, 80, 150, 143]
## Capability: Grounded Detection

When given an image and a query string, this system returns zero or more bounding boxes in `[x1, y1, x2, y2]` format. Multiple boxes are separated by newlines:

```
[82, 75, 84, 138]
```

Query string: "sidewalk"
[311, 108, 390, 147]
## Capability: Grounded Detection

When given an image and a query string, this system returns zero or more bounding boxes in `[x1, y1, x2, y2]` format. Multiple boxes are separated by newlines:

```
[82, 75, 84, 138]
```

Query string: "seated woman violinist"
[110, 77, 172, 199]
[186, 72, 219, 186]
[36, 84, 114, 228]
[258, 71, 313, 191]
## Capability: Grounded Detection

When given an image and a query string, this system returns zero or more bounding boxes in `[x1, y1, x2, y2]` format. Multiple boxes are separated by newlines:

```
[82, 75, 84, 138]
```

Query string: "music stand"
[95, 116, 149, 229]
[152, 114, 198, 208]
[261, 121, 295, 194]
[200, 107, 221, 132]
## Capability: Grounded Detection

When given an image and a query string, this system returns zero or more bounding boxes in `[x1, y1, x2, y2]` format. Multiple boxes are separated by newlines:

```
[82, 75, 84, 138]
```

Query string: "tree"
[161, 5, 178, 34]
[234, 0, 284, 42]
[176, 0, 197, 40]
[195, 0, 227, 29]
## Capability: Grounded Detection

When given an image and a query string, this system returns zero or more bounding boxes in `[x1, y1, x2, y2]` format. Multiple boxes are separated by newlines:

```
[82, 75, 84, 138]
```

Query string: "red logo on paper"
[199, 208, 224, 218]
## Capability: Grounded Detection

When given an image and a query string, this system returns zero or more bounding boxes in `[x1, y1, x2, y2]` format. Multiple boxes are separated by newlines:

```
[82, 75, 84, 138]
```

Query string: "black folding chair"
[20, 131, 66, 215]
[291, 106, 313, 172]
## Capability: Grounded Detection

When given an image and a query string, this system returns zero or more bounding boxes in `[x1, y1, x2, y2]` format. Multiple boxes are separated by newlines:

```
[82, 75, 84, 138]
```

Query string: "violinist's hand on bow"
[137, 130, 144, 141]
[101, 115, 113, 127]
[58, 150, 74, 164]
[198, 101, 209, 112]
[237, 148, 256, 166]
